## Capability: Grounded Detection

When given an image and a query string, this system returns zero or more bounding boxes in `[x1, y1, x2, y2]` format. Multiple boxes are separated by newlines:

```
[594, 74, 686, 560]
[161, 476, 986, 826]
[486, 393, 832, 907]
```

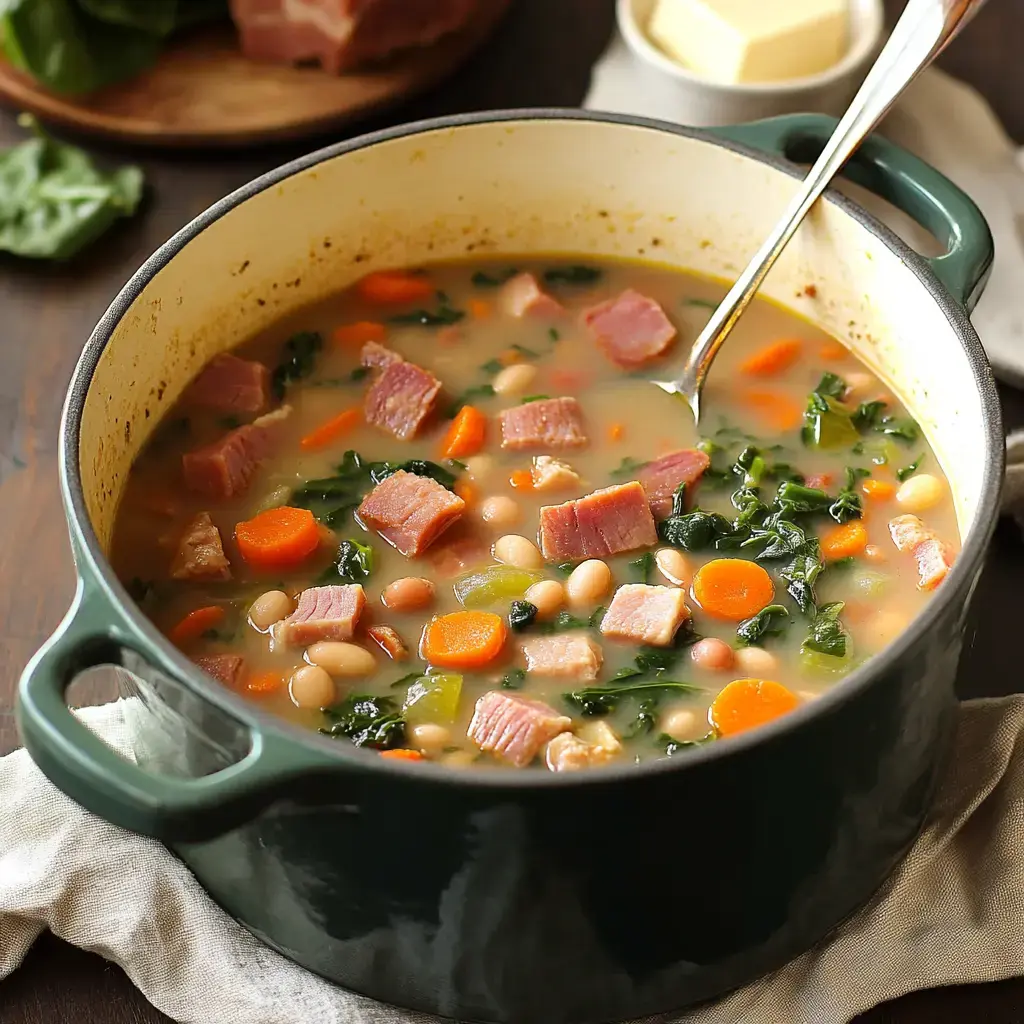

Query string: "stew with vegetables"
[111, 258, 959, 770]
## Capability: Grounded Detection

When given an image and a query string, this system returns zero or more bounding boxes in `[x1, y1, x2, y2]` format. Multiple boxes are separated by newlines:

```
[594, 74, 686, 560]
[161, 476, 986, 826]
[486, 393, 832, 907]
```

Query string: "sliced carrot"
[246, 671, 286, 695]
[440, 405, 486, 460]
[710, 678, 800, 737]
[499, 347, 523, 365]
[454, 479, 478, 507]
[468, 299, 492, 320]
[510, 469, 533, 490]
[692, 558, 775, 622]
[332, 321, 386, 346]
[608, 422, 625, 442]
[421, 611, 507, 670]
[355, 270, 433, 305]
[819, 342, 849, 361]
[741, 389, 803, 432]
[820, 519, 868, 561]
[169, 605, 225, 646]
[380, 748, 425, 761]
[740, 338, 802, 377]
[236, 506, 321, 572]
[861, 478, 897, 501]
[299, 407, 360, 451]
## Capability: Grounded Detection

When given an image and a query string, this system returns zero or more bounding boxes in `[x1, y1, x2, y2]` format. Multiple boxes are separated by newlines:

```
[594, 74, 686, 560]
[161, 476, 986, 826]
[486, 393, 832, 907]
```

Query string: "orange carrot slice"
[421, 611, 507, 669]
[691, 558, 775, 621]
[332, 321, 386, 346]
[246, 671, 286, 695]
[440, 405, 486, 460]
[608, 422, 625, 442]
[169, 605, 225, 646]
[710, 678, 800, 737]
[355, 270, 433, 305]
[741, 389, 803, 432]
[740, 338, 802, 376]
[380, 748, 426, 761]
[820, 520, 868, 561]
[236, 506, 320, 572]
[299, 407, 360, 451]
[819, 342, 848, 361]
[861, 478, 896, 501]
[468, 299, 492, 320]
[454, 479, 478, 507]
[510, 469, 533, 490]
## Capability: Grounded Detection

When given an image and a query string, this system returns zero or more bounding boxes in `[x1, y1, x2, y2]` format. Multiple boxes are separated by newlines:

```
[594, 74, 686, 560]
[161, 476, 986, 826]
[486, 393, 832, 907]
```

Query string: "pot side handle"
[17, 580, 337, 844]
[707, 114, 994, 312]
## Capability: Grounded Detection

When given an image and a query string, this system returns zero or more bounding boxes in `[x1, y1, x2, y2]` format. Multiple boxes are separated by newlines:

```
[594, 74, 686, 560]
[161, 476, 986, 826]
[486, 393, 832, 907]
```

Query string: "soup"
[111, 258, 959, 770]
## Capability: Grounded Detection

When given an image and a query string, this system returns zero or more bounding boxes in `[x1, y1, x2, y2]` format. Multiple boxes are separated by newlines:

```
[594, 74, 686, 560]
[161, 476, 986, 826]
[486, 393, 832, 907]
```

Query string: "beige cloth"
[2, 696, 1024, 1024]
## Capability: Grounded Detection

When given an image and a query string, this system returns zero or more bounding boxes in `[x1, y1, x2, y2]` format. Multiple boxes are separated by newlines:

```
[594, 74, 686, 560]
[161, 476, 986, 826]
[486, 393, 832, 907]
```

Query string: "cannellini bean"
[249, 590, 292, 631]
[289, 664, 336, 709]
[566, 559, 612, 607]
[479, 495, 521, 529]
[306, 641, 376, 677]
[494, 534, 544, 570]
[690, 638, 735, 672]
[464, 454, 495, 481]
[492, 362, 538, 396]
[864, 543, 887, 564]
[733, 646, 779, 677]
[662, 707, 700, 741]
[381, 577, 435, 612]
[896, 473, 944, 513]
[409, 722, 451, 754]
[656, 547, 691, 587]
[525, 579, 565, 620]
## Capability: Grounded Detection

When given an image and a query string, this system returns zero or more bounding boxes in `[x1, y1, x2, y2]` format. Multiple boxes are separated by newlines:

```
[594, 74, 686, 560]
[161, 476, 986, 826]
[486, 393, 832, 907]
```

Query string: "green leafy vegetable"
[565, 680, 700, 717]
[389, 671, 424, 690]
[480, 358, 503, 375]
[501, 669, 526, 690]
[896, 454, 925, 482]
[877, 415, 920, 443]
[471, 268, 518, 287]
[658, 509, 735, 551]
[775, 481, 833, 514]
[610, 455, 650, 480]
[520, 394, 551, 404]
[548, 327, 561, 341]
[389, 304, 465, 327]
[802, 601, 849, 659]
[683, 297, 718, 310]
[814, 372, 848, 400]
[446, 383, 496, 417]
[508, 600, 538, 632]
[368, 458, 458, 490]
[736, 604, 789, 645]
[828, 467, 866, 523]
[852, 400, 887, 431]
[320, 538, 374, 584]
[554, 561, 576, 577]
[272, 331, 323, 398]
[779, 548, 824, 615]
[512, 343, 540, 359]
[662, 732, 716, 755]
[543, 265, 602, 286]
[630, 551, 654, 583]
[321, 695, 405, 749]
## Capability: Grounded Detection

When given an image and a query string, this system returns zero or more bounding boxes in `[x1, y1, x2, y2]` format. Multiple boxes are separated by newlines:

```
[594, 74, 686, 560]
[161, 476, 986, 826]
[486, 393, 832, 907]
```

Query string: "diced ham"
[467, 691, 571, 768]
[362, 347, 440, 440]
[194, 654, 245, 688]
[539, 481, 658, 561]
[888, 514, 955, 591]
[170, 512, 231, 582]
[582, 289, 678, 367]
[531, 455, 581, 492]
[182, 353, 269, 415]
[229, 0, 480, 74]
[367, 624, 408, 661]
[600, 584, 690, 647]
[275, 584, 365, 645]
[181, 405, 291, 500]
[521, 634, 603, 681]
[545, 731, 617, 772]
[499, 273, 564, 319]
[639, 449, 712, 519]
[427, 529, 490, 578]
[357, 470, 465, 556]
[499, 397, 588, 450]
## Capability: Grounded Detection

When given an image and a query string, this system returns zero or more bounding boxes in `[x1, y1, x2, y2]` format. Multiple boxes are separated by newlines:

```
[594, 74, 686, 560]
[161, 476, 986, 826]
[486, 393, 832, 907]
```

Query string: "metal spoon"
[658, 0, 988, 422]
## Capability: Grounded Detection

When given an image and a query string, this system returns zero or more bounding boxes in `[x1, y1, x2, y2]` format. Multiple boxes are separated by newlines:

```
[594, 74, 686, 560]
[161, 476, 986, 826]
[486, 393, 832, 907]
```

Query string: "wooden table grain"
[2, 1, 1023, 1021]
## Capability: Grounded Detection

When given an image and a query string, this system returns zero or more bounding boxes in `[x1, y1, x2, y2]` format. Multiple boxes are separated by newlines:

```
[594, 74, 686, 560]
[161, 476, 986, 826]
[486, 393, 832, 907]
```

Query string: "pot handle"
[707, 113, 994, 312]
[17, 579, 339, 843]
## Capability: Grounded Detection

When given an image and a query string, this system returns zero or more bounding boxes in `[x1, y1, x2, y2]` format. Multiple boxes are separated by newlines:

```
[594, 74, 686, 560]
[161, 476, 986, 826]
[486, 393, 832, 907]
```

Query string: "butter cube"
[648, 0, 850, 84]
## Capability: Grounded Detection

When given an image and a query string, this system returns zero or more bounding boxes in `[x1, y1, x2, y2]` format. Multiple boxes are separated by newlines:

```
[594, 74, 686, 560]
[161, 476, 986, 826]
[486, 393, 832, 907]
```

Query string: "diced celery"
[811, 399, 860, 449]
[800, 645, 853, 678]
[403, 674, 463, 724]
[454, 565, 544, 608]
[854, 570, 887, 597]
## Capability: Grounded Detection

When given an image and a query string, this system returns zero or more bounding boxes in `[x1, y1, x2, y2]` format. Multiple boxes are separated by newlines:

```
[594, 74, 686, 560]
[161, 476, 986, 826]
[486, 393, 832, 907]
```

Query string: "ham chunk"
[499, 397, 588, 450]
[367, 624, 408, 661]
[171, 512, 231, 582]
[361, 346, 440, 440]
[358, 470, 465, 556]
[582, 289, 678, 367]
[639, 449, 712, 519]
[888, 514, 955, 591]
[521, 634, 603, 681]
[531, 455, 581, 492]
[275, 585, 365, 646]
[467, 691, 571, 768]
[545, 731, 617, 772]
[182, 353, 269, 415]
[182, 405, 291, 500]
[600, 584, 690, 647]
[499, 273, 564, 319]
[539, 481, 657, 561]
[194, 654, 245, 688]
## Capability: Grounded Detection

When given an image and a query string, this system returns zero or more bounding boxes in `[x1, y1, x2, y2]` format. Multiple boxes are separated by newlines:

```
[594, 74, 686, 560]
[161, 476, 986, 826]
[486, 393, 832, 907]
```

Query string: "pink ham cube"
[888, 514, 954, 591]
[275, 585, 366, 646]
[499, 273, 564, 319]
[521, 634, 603, 681]
[361, 345, 440, 440]
[639, 449, 711, 519]
[583, 289, 678, 367]
[194, 654, 245, 688]
[539, 482, 657, 561]
[358, 470, 465, 556]
[467, 691, 571, 768]
[182, 353, 269, 416]
[499, 397, 588, 450]
[600, 584, 690, 647]
[171, 511, 231, 582]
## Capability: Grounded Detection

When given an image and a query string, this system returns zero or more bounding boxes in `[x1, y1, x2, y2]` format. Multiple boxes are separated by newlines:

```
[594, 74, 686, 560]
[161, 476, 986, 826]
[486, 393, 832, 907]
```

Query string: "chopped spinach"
[389, 304, 465, 327]
[321, 694, 405, 749]
[610, 455, 649, 480]
[733, 445, 767, 487]
[554, 561, 576, 577]
[548, 327, 561, 341]
[564, 680, 700, 717]
[501, 668, 527, 690]
[662, 732, 716, 756]
[852, 400, 887, 431]
[520, 394, 551, 404]
[814, 372, 849, 400]
[624, 699, 660, 739]
[779, 548, 824, 615]
[389, 672, 424, 690]
[508, 600, 538, 632]
[828, 467, 866, 523]
[658, 509, 735, 551]
[736, 604, 789, 645]
[480, 358, 503, 375]
[775, 480, 833, 514]
[896, 454, 925, 482]
[290, 449, 370, 524]
[368, 458, 457, 490]
[272, 330, 323, 398]
[543, 265, 602, 286]
[447, 383, 496, 417]
[512, 343, 540, 359]
[471, 268, 518, 287]
[320, 538, 374, 584]
[802, 601, 849, 658]
[683, 297, 718, 310]
[877, 415, 920, 443]
[630, 551, 655, 583]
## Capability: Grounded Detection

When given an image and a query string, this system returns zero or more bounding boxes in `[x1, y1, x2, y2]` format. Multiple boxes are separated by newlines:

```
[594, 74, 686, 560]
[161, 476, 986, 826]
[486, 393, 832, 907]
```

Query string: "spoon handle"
[679, 0, 988, 420]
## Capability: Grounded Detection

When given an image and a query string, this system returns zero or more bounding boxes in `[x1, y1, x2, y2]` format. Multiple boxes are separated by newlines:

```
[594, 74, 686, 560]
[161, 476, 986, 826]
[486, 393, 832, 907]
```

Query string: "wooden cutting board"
[0, 0, 512, 148]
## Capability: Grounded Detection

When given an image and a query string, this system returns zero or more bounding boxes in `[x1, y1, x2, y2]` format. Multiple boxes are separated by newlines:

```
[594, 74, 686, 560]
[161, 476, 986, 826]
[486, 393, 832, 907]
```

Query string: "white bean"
[733, 646, 779, 677]
[306, 642, 376, 677]
[249, 590, 292, 632]
[464, 454, 495, 481]
[381, 577, 435, 613]
[656, 547, 691, 588]
[409, 722, 451, 754]
[289, 664, 336, 709]
[566, 559, 612, 607]
[690, 638, 735, 672]
[896, 473, 944, 513]
[479, 495, 521, 529]
[525, 579, 565, 620]
[492, 362, 538, 396]
[493, 534, 544, 570]
[662, 707, 700, 741]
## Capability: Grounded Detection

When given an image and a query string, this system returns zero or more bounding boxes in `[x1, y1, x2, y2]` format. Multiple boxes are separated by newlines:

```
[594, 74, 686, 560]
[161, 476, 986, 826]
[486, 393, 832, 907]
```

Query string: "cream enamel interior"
[78, 118, 986, 551]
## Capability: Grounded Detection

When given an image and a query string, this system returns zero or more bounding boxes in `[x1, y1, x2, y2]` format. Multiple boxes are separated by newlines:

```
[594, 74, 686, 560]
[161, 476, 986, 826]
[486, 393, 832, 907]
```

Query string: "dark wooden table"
[2, 1, 1023, 1021]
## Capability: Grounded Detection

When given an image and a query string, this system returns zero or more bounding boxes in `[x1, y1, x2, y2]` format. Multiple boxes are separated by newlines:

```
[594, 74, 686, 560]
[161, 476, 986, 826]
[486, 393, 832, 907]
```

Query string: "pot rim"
[60, 108, 1005, 788]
